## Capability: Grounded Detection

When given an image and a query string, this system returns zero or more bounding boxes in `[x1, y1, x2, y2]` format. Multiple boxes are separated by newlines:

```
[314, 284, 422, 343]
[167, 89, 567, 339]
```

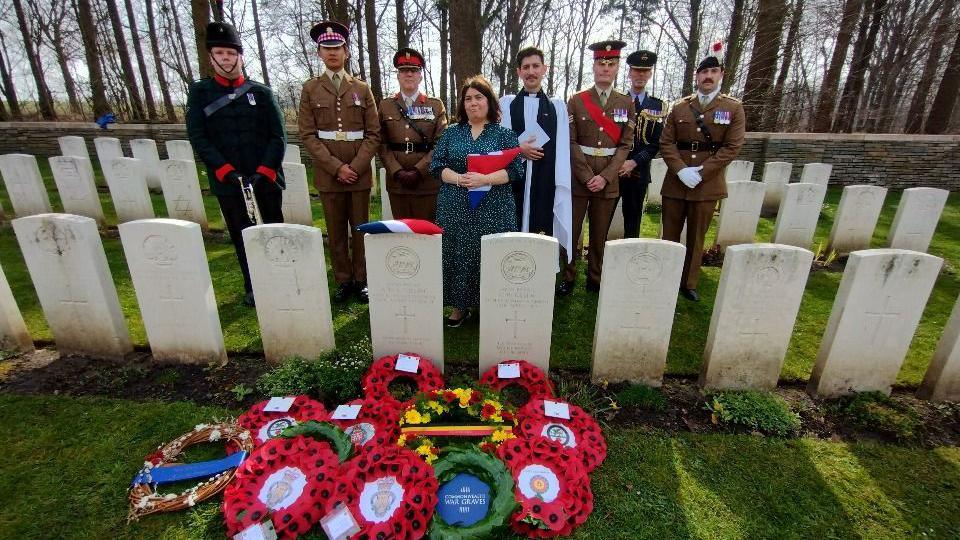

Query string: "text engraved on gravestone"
[378, 244, 435, 350]
[492, 251, 540, 358]
[266, 235, 306, 314]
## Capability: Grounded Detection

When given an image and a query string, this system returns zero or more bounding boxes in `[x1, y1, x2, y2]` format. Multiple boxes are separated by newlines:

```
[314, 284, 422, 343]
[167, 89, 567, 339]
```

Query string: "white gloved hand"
[677, 166, 704, 189]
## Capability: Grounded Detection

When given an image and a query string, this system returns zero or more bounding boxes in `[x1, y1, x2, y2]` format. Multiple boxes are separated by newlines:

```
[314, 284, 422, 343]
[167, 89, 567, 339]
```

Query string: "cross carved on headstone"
[864, 295, 900, 345]
[396, 305, 415, 333]
[505, 310, 526, 339]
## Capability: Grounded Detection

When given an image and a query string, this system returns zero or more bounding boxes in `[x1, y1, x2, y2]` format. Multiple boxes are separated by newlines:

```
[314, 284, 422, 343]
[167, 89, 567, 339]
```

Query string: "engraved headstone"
[280, 162, 313, 226]
[104, 157, 155, 223]
[380, 167, 393, 220]
[159, 159, 208, 230]
[918, 292, 960, 402]
[808, 249, 942, 398]
[701, 244, 813, 390]
[48, 156, 105, 224]
[94, 137, 124, 171]
[726, 160, 754, 183]
[591, 239, 685, 385]
[800, 162, 832, 187]
[760, 161, 792, 214]
[647, 158, 666, 206]
[12, 213, 132, 358]
[479, 233, 559, 373]
[771, 182, 826, 249]
[608, 199, 625, 240]
[0, 154, 52, 217]
[58, 136, 90, 160]
[165, 139, 195, 162]
[886, 187, 948, 252]
[0, 260, 33, 353]
[243, 224, 336, 363]
[365, 233, 444, 370]
[129, 138, 163, 190]
[284, 144, 302, 164]
[119, 219, 227, 364]
[714, 181, 765, 249]
[827, 185, 887, 255]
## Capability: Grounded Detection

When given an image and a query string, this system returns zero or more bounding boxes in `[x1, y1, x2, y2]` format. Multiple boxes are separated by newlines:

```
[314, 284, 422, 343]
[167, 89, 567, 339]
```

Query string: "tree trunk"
[742, 0, 786, 129]
[324, 0, 350, 22]
[450, 0, 482, 91]
[51, 24, 84, 116]
[764, 0, 804, 130]
[811, 0, 863, 132]
[721, 0, 747, 93]
[925, 29, 960, 133]
[249, 0, 271, 86]
[683, 0, 702, 95]
[104, 0, 145, 119]
[906, 0, 956, 133]
[504, 0, 529, 93]
[396, 0, 409, 49]
[0, 31, 21, 119]
[192, 0, 213, 79]
[833, 0, 887, 132]
[77, 0, 110, 117]
[170, 0, 195, 82]
[147, 0, 177, 120]
[12, 0, 56, 119]
[363, 0, 382, 100]
[124, 0, 157, 119]
[439, 0, 449, 106]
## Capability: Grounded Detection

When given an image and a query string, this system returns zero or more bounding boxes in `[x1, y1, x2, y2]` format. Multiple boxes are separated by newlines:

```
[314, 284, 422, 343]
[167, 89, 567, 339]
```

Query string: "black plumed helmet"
[206, 22, 243, 53]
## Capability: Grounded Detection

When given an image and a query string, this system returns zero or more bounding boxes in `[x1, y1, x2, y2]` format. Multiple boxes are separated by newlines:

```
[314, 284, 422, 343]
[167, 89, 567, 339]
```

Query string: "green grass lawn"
[1, 159, 958, 385]
[1, 393, 957, 539]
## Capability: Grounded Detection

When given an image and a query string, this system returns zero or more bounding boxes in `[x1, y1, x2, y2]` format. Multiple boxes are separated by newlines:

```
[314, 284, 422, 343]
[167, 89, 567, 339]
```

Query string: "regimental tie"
[332, 73, 341, 91]
[599, 89, 608, 107]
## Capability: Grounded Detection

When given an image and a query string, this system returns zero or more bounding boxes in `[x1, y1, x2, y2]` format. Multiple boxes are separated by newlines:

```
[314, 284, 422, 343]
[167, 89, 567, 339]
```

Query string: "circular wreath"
[326, 445, 438, 539]
[236, 396, 329, 448]
[223, 434, 343, 538]
[516, 398, 606, 473]
[397, 387, 517, 463]
[129, 422, 252, 520]
[428, 446, 517, 539]
[328, 397, 402, 450]
[479, 360, 556, 403]
[496, 437, 594, 538]
[362, 354, 445, 408]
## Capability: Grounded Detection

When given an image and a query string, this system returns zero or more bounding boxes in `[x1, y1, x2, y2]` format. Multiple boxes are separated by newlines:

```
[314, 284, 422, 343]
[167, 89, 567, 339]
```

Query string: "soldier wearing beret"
[560, 40, 636, 295]
[619, 49, 666, 238]
[659, 43, 745, 302]
[185, 21, 286, 307]
[298, 21, 381, 303]
[377, 48, 448, 222]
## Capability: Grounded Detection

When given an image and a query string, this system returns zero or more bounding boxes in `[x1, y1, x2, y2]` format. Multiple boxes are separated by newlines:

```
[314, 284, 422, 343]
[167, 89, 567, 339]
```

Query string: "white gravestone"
[119, 219, 227, 364]
[58, 136, 90, 160]
[379, 167, 393, 220]
[725, 160, 754, 183]
[808, 249, 942, 398]
[365, 233, 444, 370]
[160, 159, 208, 230]
[886, 187, 949, 252]
[12, 214, 132, 358]
[280, 162, 314, 226]
[647, 158, 666, 206]
[165, 139, 195, 162]
[0, 260, 33, 353]
[760, 161, 792, 214]
[608, 199, 625, 240]
[243, 224, 336, 363]
[104, 157, 155, 223]
[714, 181, 765, 249]
[94, 137, 124, 172]
[129, 138, 163, 190]
[701, 244, 813, 390]
[284, 144, 302, 164]
[0, 154, 52, 217]
[827, 185, 887, 255]
[591, 239, 684, 385]
[48, 156, 105, 225]
[919, 292, 960, 402]
[771, 182, 827, 249]
[800, 162, 832, 187]
[479, 233, 559, 374]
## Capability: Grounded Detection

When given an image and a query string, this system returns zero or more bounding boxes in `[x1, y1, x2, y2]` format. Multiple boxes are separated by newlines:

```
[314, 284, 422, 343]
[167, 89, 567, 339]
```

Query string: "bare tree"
[192, 0, 213, 79]
[811, 0, 863, 132]
[31, 0, 83, 115]
[742, 0, 786, 128]
[397, 0, 410, 48]
[833, 0, 888, 132]
[906, 0, 955, 133]
[103, 0, 145, 118]
[721, 0, 747, 93]
[11, 0, 56, 118]
[450, 0, 482, 89]
[124, 0, 157, 119]
[77, 0, 110, 116]
[148, 0, 177, 120]
[167, 0, 195, 82]
[364, 0, 383, 99]
[251, 0, 271, 86]
[0, 30, 22, 119]
[925, 27, 960, 133]
[764, 0, 805, 130]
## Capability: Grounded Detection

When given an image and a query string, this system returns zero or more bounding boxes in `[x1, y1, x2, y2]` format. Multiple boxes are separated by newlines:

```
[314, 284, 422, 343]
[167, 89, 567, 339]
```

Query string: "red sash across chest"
[578, 91, 622, 143]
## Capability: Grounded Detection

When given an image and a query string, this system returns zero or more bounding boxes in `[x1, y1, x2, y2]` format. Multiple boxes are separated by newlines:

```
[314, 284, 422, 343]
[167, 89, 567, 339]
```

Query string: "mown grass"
[1, 160, 958, 385]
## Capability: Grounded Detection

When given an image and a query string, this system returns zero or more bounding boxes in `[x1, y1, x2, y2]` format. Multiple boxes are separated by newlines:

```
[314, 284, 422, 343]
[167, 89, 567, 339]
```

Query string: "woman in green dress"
[431, 76, 523, 327]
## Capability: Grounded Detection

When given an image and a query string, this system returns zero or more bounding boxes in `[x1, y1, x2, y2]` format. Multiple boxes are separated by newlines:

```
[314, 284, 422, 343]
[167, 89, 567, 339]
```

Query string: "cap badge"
[605, 44, 611, 51]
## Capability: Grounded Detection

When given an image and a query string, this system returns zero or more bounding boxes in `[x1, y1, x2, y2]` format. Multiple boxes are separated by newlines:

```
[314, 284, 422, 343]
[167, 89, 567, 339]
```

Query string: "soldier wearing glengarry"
[298, 21, 381, 304]
[377, 47, 448, 222]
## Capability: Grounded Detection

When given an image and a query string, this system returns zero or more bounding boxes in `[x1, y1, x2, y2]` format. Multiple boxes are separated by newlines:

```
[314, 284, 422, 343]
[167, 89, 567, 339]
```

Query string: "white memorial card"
[264, 396, 295, 413]
[498, 362, 521, 379]
[543, 400, 570, 420]
[395, 353, 421, 373]
[332, 404, 362, 420]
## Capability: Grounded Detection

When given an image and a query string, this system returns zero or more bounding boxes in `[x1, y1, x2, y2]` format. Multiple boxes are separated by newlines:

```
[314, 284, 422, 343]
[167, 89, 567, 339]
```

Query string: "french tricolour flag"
[356, 219, 443, 235]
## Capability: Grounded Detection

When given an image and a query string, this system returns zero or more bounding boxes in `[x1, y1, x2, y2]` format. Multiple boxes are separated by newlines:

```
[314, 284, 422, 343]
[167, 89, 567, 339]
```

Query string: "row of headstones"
[1, 212, 957, 402]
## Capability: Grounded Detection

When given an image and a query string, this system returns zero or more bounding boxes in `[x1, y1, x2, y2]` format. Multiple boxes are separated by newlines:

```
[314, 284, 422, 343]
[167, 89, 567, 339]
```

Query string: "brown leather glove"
[394, 169, 422, 189]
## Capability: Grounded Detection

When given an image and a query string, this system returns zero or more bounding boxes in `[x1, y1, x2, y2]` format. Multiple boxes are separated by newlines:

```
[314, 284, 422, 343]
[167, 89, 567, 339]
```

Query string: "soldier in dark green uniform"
[186, 22, 286, 307]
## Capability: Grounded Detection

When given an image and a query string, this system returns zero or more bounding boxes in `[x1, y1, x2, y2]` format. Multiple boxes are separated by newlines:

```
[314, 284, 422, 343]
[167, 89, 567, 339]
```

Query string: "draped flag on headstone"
[465, 147, 522, 210]
[357, 219, 443, 235]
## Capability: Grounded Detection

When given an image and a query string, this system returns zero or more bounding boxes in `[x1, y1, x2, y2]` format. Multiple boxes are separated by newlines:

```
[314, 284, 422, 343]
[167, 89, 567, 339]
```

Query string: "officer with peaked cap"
[298, 21, 381, 303]
[377, 47, 448, 221]
[185, 21, 286, 307]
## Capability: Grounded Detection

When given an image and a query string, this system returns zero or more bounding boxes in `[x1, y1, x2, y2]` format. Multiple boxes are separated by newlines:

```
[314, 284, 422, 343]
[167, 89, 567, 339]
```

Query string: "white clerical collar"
[401, 91, 420, 104]
[697, 87, 721, 106]
[324, 68, 348, 80]
[629, 89, 646, 103]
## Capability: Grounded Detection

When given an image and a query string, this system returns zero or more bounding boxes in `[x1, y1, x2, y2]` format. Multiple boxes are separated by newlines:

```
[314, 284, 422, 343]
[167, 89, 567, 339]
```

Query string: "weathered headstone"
[165, 139, 195, 162]
[479, 233, 559, 374]
[647, 158, 666, 206]
[726, 160, 754, 182]
[159, 159, 208, 230]
[94, 137, 124, 171]
[0, 260, 33, 353]
[827, 185, 887, 255]
[104, 157, 155, 223]
[701, 244, 813, 390]
[48, 156, 105, 225]
[280, 162, 314, 226]
[58, 136, 90, 160]
[129, 139, 163, 190]
[714, 181, 765, 249]
[243, 224, 336, 363]
[0, 154, 52, 217]
[12, 213, 132, 358]
[365, 232, 444, 370]
[886, 187, 949, 252]
[771, 182, 826, 249]
[591, 239, 684, 385]
[918, 292, 960, 402]
[119, 219, 227, 364]
[284, 144, 302, 164]
[808, 249, 942, 398]
[800, 162, 832, 187]
[760, 161, 792, 214]
[608, 199, 625, 240]
[379, 167, 393, 220]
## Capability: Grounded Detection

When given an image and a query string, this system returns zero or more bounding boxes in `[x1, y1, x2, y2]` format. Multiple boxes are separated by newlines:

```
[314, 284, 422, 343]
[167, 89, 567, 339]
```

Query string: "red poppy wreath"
[328, 397, 401, 450]
[479, 360, 556, 402]
[361, 354, 444, 408]
[515, 398, 607, 473]
[236, 396, 329, 448]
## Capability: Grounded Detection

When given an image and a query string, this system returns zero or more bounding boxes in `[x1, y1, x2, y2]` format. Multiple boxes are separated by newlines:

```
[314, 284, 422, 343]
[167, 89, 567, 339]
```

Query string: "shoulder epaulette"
[720, 93, 741, 103]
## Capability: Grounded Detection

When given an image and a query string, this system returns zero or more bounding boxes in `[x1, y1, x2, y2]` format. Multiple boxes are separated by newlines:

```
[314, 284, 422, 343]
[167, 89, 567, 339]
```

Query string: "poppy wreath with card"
[478, 360, 556, 402]
[222, 435, 343, 539]
[496, 437, 594, 538]
[328, 397, 402, 450]
[362, 354, 445, 408]
[326, 445, 439, 539]
[236, 396, 330, 448]
[515, 398, 606, 474]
